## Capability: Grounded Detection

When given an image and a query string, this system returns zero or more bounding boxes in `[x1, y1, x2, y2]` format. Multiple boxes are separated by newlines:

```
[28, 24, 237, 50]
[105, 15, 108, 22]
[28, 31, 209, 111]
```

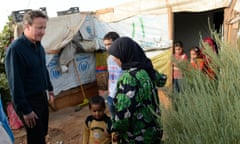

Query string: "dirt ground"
[13, 103, 111, 144]
[12, 89, 170, 144]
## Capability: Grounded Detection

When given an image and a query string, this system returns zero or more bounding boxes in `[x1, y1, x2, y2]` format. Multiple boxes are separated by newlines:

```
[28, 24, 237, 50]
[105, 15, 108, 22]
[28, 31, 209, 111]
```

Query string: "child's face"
[190, 50, 197, 60]
[90, 104, 105, 120]
[103, 39, 113, 50]
[174, 46, 183, 55]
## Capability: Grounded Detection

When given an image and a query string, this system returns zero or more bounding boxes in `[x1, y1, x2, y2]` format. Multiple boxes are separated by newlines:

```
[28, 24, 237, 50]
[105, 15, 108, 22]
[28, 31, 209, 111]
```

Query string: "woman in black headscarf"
[108, 37, 165, 144]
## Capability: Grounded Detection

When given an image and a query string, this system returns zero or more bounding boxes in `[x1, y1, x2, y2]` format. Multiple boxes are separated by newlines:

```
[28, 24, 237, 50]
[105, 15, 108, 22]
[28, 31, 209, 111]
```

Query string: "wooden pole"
[167, 4, 173, 88]
[167, 6, 173, 41]
[224, 0, 237, 45]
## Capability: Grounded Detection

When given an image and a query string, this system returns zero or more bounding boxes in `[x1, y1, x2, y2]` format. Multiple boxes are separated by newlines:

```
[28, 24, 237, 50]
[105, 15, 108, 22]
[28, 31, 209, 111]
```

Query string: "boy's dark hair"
[103, 31, 120, 41]
[89, 95, 106, 109]
[174, 41, 183, 48]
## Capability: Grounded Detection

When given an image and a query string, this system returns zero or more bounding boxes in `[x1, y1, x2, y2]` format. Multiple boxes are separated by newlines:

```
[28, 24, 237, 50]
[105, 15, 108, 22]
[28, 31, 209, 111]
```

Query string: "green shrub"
[0, 16, 14, 110]
[162, 33, 240, 143]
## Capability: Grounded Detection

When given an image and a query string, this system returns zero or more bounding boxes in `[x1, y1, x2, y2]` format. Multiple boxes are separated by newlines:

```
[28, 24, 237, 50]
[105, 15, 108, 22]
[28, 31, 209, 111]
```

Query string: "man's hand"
[48, 91, 55, 104]
[23, 111, 38, 128]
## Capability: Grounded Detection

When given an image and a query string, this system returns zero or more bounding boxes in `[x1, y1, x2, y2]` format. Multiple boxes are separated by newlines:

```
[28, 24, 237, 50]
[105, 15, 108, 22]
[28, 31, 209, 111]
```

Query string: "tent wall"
[96, 0, 231, 22]
[95, 14, 171, 50]
[47, 53, 96, 95]
[146, 49, 172, 88]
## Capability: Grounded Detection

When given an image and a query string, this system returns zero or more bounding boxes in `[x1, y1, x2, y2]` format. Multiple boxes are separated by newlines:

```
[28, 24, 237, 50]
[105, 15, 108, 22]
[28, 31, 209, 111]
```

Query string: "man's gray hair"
[23, 10, 48, 25]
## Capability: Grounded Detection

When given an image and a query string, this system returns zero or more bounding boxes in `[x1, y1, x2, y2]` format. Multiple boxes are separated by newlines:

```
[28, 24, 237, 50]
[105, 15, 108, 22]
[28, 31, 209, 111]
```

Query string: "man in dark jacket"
[5, 10, 54, 144]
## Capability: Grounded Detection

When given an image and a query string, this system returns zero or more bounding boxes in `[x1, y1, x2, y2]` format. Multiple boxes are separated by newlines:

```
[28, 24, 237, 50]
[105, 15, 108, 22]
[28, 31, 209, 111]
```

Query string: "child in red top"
[190, 46, 205, 71]
[202, 37, 218, 54]
[173, 41, 188, 92]
[201, 37, 218, 79]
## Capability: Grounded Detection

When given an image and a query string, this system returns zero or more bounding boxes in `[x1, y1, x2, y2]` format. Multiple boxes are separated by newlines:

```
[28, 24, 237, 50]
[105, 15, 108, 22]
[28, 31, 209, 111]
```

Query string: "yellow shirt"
[82, 115, 111, 144]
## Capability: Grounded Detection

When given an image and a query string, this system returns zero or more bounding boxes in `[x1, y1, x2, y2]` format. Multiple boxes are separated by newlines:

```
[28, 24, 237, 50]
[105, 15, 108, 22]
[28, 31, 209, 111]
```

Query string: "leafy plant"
[0, 16, 14, 110]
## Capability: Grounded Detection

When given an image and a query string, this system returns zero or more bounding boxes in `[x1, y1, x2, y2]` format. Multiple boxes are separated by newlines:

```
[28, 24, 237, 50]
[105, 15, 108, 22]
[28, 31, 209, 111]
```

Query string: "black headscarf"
[108, 37, 156, 80]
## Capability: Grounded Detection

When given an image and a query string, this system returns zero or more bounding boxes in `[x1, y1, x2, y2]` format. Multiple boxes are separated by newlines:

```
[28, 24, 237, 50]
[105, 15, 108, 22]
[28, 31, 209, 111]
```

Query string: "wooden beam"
[96, 8, 114, 15]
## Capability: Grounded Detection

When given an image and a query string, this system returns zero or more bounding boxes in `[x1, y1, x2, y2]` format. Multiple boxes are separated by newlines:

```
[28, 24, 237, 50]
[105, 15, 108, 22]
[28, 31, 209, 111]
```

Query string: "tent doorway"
[173, 8, 224, 56]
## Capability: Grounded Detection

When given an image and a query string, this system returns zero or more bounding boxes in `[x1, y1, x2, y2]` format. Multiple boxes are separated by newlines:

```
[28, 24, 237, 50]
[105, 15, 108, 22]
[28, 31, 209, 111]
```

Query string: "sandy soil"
[12, 89, 170, 144]
[13, 104, 110, 144]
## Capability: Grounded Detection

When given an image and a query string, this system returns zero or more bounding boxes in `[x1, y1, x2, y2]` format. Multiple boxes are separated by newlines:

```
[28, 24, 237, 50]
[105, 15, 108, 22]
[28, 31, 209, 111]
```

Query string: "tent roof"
[96, 0, 232, 22]
[42, 13, 86, 53]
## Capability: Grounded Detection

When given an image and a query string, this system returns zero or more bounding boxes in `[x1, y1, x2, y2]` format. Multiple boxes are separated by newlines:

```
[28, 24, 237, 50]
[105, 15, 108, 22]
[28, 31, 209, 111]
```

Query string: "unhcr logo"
[78, 61, 89, 72]
[50, 69, 61, 79]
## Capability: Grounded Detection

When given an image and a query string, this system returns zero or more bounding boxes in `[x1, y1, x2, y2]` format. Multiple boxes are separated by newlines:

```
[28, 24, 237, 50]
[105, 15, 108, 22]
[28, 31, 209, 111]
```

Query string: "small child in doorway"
[190, 45, 217, 79]
[201, 37, 218, 79]
[82, 95, 112, 144]
[173, 41, 188, 92]
[190, 46, 205, 71]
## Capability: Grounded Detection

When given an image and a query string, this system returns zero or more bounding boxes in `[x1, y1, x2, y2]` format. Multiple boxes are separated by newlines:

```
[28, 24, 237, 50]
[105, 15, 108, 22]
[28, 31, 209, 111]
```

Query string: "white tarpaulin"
[97, 0, 231, 22]
[41, 12, 171, 52]
[42, 13, 85, 52]
[47, 53, 96, 95]
[40, 0, 232, 53]
[39, 0, 232, 53]
[41, 13, 103, 53]
[94, 14, 171, 50]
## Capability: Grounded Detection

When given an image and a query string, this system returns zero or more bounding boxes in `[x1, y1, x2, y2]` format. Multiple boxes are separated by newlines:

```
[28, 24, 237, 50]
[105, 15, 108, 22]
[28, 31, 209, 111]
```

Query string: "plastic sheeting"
[40, 13, 171, 52]
[47, 53, 96, 95]
[41, 14, 104, 53]
[95, 14, 171, 50]
[97, 0, 231, 22]
[146, 49, 172, 87]
[42, 13, 86, 52]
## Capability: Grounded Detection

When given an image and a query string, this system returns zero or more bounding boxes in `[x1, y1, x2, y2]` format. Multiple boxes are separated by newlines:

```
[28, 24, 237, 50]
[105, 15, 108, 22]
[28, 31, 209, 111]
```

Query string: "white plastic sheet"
[47, 53, 96, 95]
